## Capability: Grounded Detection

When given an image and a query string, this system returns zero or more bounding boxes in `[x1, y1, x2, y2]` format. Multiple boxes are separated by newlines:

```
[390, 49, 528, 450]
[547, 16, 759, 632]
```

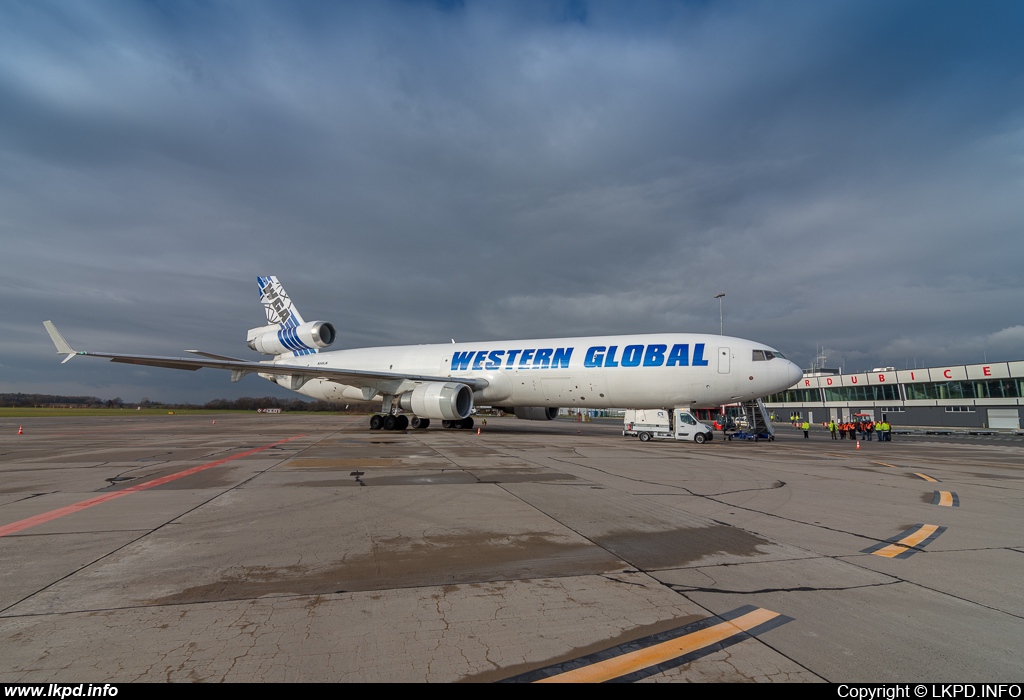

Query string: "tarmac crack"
[667, 580, 902, 595]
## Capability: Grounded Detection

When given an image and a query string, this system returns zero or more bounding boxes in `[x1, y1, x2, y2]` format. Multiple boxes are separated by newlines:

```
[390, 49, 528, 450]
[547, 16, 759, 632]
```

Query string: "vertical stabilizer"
[257, 276, 305, 329]
[248, 277, 333, 358]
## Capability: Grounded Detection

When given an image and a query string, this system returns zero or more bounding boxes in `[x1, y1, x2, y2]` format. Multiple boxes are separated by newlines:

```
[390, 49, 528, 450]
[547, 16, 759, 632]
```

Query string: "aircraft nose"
[786, 360, 802, 386]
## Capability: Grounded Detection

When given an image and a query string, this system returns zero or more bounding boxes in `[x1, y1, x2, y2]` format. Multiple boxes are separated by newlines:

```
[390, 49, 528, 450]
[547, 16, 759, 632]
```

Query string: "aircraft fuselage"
[282, 333, 802, 409]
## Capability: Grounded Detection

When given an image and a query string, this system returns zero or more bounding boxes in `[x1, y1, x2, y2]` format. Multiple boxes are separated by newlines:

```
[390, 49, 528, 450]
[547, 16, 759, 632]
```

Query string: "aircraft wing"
[43, 321, 488, 391]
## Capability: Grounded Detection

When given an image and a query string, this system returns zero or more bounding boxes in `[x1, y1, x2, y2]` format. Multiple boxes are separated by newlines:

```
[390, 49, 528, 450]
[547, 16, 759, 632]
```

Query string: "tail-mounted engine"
[247, 321, 336, 356]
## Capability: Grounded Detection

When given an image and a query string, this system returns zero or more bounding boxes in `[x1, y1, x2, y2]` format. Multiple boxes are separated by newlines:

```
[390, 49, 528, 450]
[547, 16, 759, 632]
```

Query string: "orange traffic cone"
[856, 440, 861, 450]
[477, 427, 481, 436]
[18, 425, 23, 435]
[212, 420, 216, 425]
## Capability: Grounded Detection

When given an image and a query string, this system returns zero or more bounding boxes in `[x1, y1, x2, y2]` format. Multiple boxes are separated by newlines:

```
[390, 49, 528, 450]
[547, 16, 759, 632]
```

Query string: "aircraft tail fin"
[248, 277, 333, 357]
[257, 276, 305, 329]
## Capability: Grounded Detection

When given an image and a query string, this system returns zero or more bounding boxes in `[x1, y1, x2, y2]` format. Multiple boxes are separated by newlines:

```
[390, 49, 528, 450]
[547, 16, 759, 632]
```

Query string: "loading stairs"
[730, 398, 776, 441]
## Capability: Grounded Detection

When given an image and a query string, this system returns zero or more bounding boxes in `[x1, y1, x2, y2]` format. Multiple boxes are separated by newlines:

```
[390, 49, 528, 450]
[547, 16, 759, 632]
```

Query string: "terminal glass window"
[904, 381, 976, 400]
[766, 388, 822, 403]
[823, 385, 901, 402]
[973, 379, 1019, 399]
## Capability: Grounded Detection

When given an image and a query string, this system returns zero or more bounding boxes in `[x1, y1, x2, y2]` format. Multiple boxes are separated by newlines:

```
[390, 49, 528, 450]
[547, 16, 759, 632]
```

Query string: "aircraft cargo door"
[718, 347, 731, 374]
[542, 377, 574, 404]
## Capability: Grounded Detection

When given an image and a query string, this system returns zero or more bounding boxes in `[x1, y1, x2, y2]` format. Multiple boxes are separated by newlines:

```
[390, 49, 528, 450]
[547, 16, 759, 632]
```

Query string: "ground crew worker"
[865, 420, 874, 441]
[829, 420, 837, 439]
[802, 419, 810, 439]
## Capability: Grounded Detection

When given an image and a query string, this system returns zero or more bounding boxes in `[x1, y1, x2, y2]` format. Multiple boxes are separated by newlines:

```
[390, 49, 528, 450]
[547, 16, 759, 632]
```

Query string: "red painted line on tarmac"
[0, 434, 305, 537]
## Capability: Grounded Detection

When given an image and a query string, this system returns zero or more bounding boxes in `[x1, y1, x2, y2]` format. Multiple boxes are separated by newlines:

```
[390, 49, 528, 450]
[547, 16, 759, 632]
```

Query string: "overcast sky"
[2, 0, 1023, 403]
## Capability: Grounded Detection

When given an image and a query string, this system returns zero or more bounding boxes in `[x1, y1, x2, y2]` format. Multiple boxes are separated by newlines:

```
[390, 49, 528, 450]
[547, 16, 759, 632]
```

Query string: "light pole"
[714, 292, 725, 335]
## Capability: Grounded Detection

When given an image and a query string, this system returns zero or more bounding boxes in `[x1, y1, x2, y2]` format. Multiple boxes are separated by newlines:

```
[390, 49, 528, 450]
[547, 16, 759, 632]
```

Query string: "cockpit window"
[773, 351, 785, 359]
[753, 350, 767, 361]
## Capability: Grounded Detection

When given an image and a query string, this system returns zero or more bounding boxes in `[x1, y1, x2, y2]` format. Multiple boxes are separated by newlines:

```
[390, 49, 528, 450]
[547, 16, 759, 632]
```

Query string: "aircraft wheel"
[694, 433, 706, 444]
[395, 415, 409, 430]
[383, 415, 397, 430]
[369, 415, 384, 430]
[460, 417, 474, 430]
[441, 420, 452, 429]
[639, 432, 651, 442]
[410, 416, 421, 429]
[417, 418, 430, 429]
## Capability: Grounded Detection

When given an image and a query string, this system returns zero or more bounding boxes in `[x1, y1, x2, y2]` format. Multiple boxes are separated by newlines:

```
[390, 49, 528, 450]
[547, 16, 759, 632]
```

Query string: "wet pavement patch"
[152, 532, 624, 603]
[283, 458, 399, 468]
[594, 526, 770, 569]
[471, 469, 582, 484]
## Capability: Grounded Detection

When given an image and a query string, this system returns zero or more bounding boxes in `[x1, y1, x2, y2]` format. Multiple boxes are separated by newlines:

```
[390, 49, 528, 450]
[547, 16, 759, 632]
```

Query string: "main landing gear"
[370, 414, 427, 430]
[368, 415, 474, 431]
[441, 417, 474, 430]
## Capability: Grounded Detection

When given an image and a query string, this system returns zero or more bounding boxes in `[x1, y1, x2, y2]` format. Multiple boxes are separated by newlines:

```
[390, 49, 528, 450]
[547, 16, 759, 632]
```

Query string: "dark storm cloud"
[2, 0, 1023, 401]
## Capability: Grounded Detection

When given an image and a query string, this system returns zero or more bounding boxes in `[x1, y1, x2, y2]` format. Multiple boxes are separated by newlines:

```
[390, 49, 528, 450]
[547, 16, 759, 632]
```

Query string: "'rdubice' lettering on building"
[450, 343, 709, 371]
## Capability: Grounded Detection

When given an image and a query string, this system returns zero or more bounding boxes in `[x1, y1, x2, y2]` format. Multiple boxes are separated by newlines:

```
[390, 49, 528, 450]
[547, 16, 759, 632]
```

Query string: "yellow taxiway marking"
[872, 524, 941, 558]
[536, 607, 781, 683]
[871, 460, 901, 469]
[935, 491, 954, 507]
[913, 472, 938, 482]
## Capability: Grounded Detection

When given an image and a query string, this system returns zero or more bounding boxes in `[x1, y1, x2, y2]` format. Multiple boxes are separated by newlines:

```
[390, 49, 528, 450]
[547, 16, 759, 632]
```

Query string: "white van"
[624, 408, 714, 444]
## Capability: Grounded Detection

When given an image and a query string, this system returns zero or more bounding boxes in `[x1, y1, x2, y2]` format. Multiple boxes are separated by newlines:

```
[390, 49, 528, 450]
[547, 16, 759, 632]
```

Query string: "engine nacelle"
[510, 406, 558, 421]
[247, 321, 336, 356]
[399, 382, 474, 421]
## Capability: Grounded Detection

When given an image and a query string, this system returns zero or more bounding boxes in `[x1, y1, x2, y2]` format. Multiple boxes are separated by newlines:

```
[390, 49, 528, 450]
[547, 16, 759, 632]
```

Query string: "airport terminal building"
[763, 360, 1024, 430]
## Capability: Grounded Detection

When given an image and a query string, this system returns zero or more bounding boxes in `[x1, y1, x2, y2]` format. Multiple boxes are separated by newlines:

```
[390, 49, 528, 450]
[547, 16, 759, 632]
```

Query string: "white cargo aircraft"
[44, 276, 802, 432]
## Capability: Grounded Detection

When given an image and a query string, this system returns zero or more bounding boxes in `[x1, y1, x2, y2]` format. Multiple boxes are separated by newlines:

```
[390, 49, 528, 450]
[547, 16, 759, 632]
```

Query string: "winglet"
[43, 321, 78, 364]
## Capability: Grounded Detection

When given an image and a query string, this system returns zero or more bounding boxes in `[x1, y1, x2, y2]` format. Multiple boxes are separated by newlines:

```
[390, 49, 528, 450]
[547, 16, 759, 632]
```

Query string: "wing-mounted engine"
[508, 407, 559, 421]
[247, 321, 336, 356]
[399, 382, 473, 420]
